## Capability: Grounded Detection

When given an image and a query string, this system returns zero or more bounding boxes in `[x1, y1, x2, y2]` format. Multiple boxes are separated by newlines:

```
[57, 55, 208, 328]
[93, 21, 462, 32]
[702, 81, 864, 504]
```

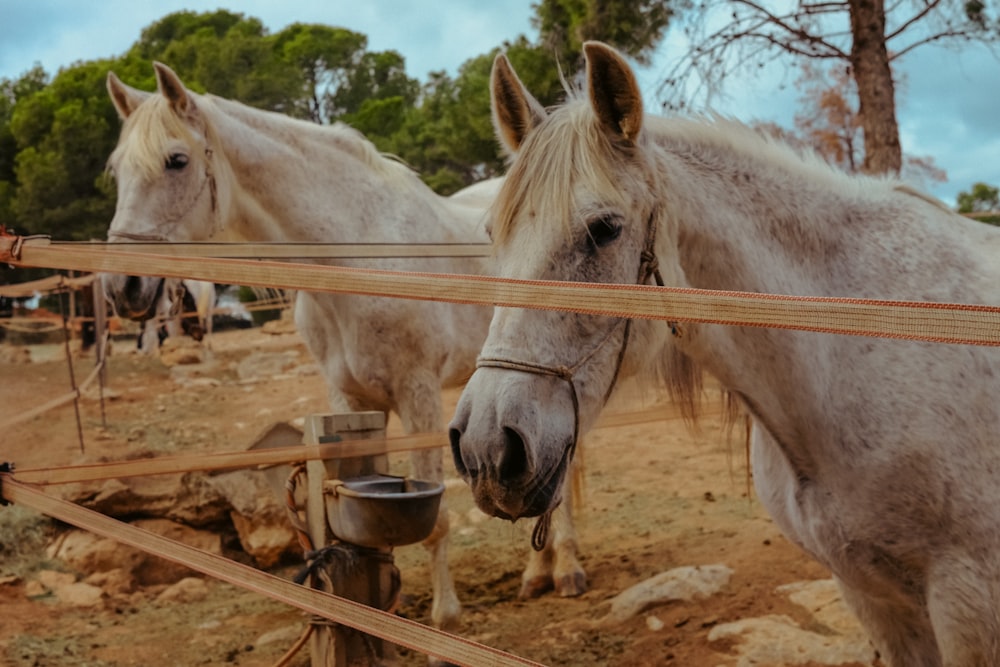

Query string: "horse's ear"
[106, 71, 149, 119]
[491, 53, 546, 155]
[584, 41, 643, 145]
[153, 62, 194, 115]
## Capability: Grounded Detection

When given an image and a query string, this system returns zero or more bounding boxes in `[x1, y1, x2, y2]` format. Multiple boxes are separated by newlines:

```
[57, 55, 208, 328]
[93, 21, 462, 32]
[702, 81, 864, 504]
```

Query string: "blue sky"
[2, 0, 999, 206]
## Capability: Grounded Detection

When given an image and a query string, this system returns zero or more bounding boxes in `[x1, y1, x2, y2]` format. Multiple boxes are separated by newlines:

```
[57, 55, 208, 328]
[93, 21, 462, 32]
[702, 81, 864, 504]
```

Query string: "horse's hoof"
[518, 575, 554, 599]
[556, 571, 587, 597]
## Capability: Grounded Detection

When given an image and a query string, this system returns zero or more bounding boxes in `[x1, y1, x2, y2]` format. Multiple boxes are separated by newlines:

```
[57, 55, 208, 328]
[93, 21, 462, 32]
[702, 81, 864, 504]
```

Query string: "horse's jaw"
[448, 369, 575, 521]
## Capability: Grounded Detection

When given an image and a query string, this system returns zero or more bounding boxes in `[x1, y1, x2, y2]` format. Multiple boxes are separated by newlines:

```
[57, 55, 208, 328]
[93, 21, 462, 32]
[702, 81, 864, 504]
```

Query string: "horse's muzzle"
[105, 274, 157, 321]
[449, 427, 567, 521]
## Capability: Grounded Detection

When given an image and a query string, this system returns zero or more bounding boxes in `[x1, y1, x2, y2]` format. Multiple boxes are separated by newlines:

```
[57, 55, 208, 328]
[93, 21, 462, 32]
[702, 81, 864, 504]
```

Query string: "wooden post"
[91, 276, 108, 427]
[302, 412, 393, 667]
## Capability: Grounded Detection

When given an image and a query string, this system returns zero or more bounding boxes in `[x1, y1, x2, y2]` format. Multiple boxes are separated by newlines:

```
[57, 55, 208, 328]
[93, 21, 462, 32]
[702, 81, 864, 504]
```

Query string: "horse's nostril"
[499, 426, 530, 481]
[124, 275, 142, 296]
[448, 427, 470, 477]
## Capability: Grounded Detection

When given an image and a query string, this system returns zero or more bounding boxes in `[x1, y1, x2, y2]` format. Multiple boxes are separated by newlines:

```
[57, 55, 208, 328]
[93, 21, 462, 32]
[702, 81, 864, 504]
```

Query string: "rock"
[36, 569, 76, 591]
[50, 520, 221, 587]
[58, 466, 298, 572]
[155, 577, 208, 604]
[777, 579, 865, 635]
[708, 579, 877, 666]
[84, 568, 136, 596]
[708, 615, 875, 666]
[130, 519, 221, 586]
[30, 570, 104, 607]
[230, 510, 299, 568]
[62, 473, 232, 528]
[208, 469, 300, 568]
[255, 624, 306, 648]
[55, 582, 105, 607]
[159, 337, 204, 365]
[601, 564, 733, 625]
[24, 579, 48, 598]
[48, 530, 145, 574]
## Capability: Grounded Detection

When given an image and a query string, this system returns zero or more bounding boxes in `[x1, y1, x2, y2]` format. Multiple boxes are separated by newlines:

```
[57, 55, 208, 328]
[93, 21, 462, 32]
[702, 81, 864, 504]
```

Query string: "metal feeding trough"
[324, 474, 444, 548]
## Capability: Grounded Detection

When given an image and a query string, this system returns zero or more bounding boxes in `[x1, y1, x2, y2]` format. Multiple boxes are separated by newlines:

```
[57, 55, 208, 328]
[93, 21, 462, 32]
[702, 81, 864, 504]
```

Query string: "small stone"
[56, 582, 105, 607]
[156, 577, 208, 604]
[255, 625, 305, 647]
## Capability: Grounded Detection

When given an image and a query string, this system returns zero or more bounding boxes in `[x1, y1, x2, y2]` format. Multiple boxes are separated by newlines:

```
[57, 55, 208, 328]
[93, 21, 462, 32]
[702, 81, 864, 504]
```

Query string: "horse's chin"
[111, 295, 156, 322]
[468, 459, 568, 522]
[104, 275, 158, 321]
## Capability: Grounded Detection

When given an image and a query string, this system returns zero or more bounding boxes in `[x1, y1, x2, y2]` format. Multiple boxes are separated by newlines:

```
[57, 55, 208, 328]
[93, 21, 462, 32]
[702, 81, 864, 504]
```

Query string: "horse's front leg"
[520, 458, 587, 598]
[835, 577, 937, 667]
[409, 446, 461, 631]
[397, 383, 462, 634]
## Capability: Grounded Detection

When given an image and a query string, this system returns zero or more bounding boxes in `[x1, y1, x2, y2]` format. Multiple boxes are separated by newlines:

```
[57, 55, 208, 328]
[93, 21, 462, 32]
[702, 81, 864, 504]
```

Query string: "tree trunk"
[849, 0, 902, 175]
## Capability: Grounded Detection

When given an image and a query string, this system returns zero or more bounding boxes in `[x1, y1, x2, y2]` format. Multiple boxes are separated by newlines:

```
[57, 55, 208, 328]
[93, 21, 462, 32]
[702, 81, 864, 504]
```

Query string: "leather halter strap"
[475, 210, 664, 550]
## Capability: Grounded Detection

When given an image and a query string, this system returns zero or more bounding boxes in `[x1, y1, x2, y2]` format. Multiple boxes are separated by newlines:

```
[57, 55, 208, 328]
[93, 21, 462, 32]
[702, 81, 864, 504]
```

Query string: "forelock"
[109, 96, 202, 181]
[491, 96, 631, 246]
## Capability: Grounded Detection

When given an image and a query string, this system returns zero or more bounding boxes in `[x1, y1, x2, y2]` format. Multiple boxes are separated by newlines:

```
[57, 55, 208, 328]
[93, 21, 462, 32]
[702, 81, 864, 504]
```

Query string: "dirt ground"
[0, 325, 856, 667]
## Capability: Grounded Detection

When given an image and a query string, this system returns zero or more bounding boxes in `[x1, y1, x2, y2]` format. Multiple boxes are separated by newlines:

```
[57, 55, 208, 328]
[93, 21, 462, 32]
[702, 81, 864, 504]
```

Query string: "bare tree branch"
[658, 0, 1000, 174]
[886, 0, 943, 42]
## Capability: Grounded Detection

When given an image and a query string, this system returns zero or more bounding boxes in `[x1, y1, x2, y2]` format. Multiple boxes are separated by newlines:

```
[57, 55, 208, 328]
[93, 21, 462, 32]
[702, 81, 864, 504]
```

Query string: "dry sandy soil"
[0, 325, 868, 667]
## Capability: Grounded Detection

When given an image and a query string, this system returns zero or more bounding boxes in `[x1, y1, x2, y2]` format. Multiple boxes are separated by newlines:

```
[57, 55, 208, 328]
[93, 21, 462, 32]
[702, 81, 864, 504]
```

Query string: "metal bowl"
[324, 474, 444, 548]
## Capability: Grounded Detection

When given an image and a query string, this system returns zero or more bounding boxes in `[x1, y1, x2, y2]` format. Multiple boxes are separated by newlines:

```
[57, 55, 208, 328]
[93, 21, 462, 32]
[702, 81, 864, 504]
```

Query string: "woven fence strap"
[55, 241, 491, 259]
[0, 272, 95, 298]
[6, 236, 1000, 346]
[0, 477, 542, 667]
[11, 405, 691, 487]
[13, 433, 446, 486]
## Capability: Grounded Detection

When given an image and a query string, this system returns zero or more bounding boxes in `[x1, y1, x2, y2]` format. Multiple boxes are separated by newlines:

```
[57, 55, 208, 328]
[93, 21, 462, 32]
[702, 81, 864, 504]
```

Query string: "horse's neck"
[203, 98, 476, 245]
[656, 122, 999, 299]
[652, 123, 1000, 452]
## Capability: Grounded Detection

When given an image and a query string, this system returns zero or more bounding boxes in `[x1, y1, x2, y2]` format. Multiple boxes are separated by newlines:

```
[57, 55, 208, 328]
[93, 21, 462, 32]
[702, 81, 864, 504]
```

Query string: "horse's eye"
[166, 153, 189, 170]
[586, 215, 622, 248]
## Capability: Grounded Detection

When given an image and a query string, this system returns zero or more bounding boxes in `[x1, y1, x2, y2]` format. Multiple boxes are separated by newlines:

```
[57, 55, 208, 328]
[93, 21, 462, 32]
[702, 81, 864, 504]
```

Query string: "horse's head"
[449, 42, 678, 521]
[103, 63, 226, 319]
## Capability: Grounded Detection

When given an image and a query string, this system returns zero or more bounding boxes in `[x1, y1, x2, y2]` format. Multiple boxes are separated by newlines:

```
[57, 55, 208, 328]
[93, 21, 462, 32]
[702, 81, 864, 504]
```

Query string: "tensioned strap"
[65, 241, 491, 259]
[10, 433, 447, 486]
[0, 477, 542, 667]
[9, 404, 698, 487]
[6, 236, 1000, 346]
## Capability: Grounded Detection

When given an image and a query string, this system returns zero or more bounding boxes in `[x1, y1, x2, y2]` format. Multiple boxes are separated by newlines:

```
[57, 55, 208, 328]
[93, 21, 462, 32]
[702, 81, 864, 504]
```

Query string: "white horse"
[136, 278, 215, 353]
[101, 63, 586, 634]
[449, 42, 1000, 666]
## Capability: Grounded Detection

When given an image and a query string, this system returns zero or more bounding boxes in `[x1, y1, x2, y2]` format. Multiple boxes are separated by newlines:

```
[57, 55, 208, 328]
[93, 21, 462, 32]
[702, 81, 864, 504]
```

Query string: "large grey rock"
[54, 462, 299, 570]
[49, 518, 221, 586]
[207, 468, 301, 568]
[601, 564, 734, 625]
[708, 579, 877, 666]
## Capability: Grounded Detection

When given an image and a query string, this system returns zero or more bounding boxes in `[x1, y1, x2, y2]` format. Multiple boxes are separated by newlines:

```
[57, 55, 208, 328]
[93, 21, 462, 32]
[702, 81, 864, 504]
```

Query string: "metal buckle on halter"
[0, 462, 14, 506]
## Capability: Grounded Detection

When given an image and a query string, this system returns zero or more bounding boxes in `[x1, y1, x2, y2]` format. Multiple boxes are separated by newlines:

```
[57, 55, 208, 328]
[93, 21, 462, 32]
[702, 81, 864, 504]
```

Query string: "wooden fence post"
[302, 412, 393, 667]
